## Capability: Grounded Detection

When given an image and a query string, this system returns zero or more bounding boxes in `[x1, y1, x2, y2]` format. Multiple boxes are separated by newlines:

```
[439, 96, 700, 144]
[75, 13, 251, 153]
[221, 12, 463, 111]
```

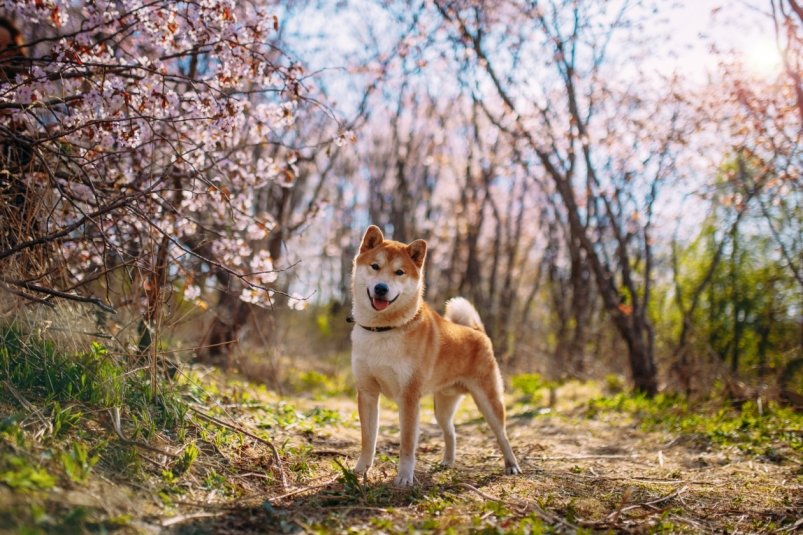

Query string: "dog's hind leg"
[434, 392, 463, 467]
[354, 388, 380, 474]
[468, 375, 522, 475]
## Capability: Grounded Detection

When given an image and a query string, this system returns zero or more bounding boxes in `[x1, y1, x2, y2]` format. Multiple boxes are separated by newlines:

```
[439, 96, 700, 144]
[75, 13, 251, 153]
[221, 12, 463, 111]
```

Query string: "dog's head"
[351, 225, 426, 326]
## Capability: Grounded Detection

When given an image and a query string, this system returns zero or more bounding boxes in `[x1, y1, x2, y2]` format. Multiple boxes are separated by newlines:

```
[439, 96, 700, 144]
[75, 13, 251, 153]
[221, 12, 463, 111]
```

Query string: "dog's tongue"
[373, 298, 389, 311]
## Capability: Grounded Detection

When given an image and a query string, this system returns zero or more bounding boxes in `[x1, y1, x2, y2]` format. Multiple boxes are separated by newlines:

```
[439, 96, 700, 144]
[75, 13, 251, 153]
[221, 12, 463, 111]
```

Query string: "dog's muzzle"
[368, 286, 397, 311]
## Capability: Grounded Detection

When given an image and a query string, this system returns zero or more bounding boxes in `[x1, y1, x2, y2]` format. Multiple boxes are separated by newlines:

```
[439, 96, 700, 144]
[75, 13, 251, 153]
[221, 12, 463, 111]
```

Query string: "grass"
[586, 390, 803, 457]
[0, 323, 196, 533]
[60, 442, 99, 484]
[0, 323, 801, 534]
[286, 368, 355, 399]
[0, 324, 189, 434]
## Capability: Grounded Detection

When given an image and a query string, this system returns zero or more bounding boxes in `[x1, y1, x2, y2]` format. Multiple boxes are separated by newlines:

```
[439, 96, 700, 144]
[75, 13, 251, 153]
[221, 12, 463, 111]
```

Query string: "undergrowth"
[587, 391, 803, 456]
[0, 323, 356, 534]
[0, 324, 189, 432]
[1, 322, 800, 534]
[0, 323, 192, 533]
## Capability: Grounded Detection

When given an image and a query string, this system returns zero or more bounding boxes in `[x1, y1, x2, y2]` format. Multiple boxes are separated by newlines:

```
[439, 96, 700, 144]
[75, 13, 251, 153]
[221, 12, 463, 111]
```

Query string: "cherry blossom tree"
[0, 0, 350, 355]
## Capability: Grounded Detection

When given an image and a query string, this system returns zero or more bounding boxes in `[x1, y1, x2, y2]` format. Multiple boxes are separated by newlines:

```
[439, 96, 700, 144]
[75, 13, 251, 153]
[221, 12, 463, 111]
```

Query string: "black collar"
[346, 316, 395, 332]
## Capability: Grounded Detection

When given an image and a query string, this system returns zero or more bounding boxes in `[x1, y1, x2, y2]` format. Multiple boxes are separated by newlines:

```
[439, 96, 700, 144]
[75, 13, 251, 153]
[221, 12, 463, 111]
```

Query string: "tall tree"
[431, 0, 699, 394]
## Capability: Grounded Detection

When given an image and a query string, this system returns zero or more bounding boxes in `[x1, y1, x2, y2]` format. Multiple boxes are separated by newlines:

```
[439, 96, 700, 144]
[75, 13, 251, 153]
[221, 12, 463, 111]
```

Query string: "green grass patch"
[0, 457, 55, 492]
[60, 442, 99, 484]
[0, 323, 189, 437]
[0, 322, 195, 532]
[286, 368, 354, 399]
[587, 392, 803, 455]
[511, 374, 548, 404]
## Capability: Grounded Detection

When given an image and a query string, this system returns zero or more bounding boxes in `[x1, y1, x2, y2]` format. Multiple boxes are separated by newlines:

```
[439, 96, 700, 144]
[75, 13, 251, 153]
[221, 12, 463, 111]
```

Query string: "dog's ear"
[359, 225, 384, 254]
[406, 239, 427, 269]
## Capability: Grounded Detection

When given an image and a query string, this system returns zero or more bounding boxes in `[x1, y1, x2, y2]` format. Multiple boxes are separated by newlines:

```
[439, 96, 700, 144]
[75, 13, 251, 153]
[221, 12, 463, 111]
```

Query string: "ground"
[2, 368, 800, 535]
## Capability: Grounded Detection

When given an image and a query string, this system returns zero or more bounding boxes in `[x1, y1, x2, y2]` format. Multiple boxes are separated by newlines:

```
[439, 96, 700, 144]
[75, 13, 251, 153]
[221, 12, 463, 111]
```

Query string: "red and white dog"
[350, 225, 521, 486]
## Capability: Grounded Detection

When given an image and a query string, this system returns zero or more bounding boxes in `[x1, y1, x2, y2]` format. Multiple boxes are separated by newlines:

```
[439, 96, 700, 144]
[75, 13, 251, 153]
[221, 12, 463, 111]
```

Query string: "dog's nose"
[374, 283, 389, 297]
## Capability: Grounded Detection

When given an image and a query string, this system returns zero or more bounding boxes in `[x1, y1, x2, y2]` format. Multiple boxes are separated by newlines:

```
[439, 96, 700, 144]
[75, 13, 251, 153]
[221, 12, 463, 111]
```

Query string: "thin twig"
[615, 486, 688, 516]
[170, 477, 338, 509]
[449, 483, 569, 528]
[109, 407, 180, 459]
[310, 450, 349, 457]
[189, 407, 287, 489]
[155, 340, 239, 355]
[778, 517, 803, 533]
[137, 452, 169, 470]
[610, 487, 633, 525]
[2, 380, 52, 437]
[266, 477, 339, 503]
[44, 326, 114, 339]
[0, 282, 56, 308]
[572, 487, 689, 528]
[0, 277, 117, 313]
[541, 454, 641, 460]
[162, 512, 222, 527]
[230, 472, 272, 479]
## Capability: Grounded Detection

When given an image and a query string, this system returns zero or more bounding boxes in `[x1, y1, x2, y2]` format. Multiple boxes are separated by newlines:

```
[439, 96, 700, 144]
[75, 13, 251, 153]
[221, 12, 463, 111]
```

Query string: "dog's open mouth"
[368, 289, 398, 311]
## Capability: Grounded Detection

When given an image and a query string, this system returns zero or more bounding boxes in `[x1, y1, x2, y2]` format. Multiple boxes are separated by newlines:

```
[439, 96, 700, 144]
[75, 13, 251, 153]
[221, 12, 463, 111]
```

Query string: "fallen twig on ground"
[109, 407, 180, 459]
[169, 477, 340, 511]
[230, 472, 272, 479]
[450, 481, 693, 532]
[573, 487, 688, 529]
[540, 454, 642, 460]
[189, 406, 287, 489]
[449, 482, 573, 530]
[3, 380, 52, 439]
[137, 452, 169, 470]
[778, 517, 803, 533]
[310, 449, 350, 457]
[609, 487, 633, 525]
[162, 512, 222, 527]
[614, 486, 689, 517]
[266, 477, 339, 503]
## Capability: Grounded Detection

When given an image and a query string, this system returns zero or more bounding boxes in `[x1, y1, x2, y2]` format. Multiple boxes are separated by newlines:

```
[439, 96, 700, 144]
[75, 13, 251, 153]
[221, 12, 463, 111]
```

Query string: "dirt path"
[162, 388, 803, 534]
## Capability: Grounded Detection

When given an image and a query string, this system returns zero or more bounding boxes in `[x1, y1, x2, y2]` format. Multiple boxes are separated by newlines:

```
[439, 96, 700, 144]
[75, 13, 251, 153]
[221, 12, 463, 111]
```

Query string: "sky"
[281, 1, 784, 120]
[661, 0, 781, 78]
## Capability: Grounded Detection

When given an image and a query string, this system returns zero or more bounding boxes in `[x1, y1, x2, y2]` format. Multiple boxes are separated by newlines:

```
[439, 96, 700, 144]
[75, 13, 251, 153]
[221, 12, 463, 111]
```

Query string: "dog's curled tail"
[444, 297, 485, 333]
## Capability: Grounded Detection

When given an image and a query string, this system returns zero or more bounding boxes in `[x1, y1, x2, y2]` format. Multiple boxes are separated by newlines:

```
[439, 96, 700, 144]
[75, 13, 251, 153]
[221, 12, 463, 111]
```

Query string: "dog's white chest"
[351, 329, 414, 402]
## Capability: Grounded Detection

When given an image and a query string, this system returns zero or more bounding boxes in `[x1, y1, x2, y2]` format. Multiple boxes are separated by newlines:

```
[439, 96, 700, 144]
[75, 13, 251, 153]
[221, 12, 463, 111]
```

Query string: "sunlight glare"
[745, 39, 783, 76]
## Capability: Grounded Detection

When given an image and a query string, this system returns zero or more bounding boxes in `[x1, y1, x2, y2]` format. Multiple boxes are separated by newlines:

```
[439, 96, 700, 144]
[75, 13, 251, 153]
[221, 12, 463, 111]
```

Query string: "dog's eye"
[395, 270, 404, 276]
[371, 264, 380, 271]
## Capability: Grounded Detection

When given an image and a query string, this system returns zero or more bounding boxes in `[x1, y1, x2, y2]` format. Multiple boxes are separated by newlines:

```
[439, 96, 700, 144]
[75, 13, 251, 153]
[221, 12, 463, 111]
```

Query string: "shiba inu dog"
[350, 225, 521, 486]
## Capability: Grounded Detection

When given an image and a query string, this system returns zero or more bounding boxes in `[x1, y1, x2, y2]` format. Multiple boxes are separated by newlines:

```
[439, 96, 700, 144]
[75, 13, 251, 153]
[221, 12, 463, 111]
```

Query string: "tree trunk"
[551, 172, 658, 395]
[566, 241, 591, 377]
[203, 273, 251, 369]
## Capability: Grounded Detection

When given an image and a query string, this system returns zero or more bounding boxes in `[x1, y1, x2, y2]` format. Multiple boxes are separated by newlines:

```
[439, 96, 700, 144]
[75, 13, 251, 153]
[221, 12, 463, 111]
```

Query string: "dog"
[350, 225, 521, 486]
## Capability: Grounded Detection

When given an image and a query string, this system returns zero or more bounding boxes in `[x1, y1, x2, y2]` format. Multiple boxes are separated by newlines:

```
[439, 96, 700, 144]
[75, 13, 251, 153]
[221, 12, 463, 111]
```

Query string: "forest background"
[0, 0, 802, 532]
[1, 0, 802, 397]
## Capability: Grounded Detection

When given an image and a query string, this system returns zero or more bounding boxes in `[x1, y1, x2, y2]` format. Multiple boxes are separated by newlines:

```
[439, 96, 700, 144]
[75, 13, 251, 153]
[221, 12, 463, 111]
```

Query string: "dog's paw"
[439, 459, 455, 467]
[392, 473, 415, 487]
[354, 460, 372, 474]
[505, 464, 522, 476]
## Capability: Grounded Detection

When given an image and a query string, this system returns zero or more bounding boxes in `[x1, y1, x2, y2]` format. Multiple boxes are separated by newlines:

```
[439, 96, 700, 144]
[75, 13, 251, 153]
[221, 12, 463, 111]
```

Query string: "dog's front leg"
[354, 388, 380, 474]
[394, 390, 421, 487]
